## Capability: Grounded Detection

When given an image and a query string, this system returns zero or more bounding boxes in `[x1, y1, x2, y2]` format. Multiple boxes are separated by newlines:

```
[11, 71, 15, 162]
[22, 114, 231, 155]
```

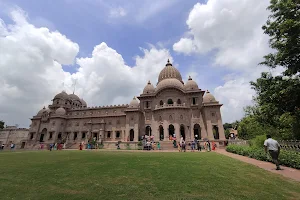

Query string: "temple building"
[27, 60, 225, 148]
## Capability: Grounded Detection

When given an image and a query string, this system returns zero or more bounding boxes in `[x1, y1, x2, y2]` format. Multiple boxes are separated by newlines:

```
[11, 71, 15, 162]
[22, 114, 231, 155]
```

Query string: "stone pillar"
[163, 122, 169, 141]
[218, 119, 225, 140]
[175, 123, 180, 141]
[99, 130, 104, 142]
[201, 126, 207, 140]
[123, 130, 126, 142]
[134, 124, 139, 142]
[206, 120, 214, 140]
[112, 131, 116, 141]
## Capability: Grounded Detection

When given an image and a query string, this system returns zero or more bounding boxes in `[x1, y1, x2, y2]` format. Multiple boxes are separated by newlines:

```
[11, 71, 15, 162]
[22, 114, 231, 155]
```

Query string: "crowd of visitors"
[0, 143, 15, 151]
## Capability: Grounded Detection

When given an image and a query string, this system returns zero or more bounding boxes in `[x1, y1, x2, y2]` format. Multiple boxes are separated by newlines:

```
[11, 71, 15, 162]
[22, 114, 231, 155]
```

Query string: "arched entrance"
[169, 124, 175, 139]
[213, 125, 219, 139]
[159, 125, 164, 141]
[129, 129, 134, 141]
[167, 99, 173, 104]
[145, 126, 152, 136]
[193, 124, 201, 140]
[40, 128, 47, 142]
[180, 125, 185, 140]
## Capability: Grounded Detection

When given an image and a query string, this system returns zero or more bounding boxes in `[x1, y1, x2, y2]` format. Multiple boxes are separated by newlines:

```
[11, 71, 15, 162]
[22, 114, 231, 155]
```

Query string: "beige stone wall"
[0, 126, 29, 148]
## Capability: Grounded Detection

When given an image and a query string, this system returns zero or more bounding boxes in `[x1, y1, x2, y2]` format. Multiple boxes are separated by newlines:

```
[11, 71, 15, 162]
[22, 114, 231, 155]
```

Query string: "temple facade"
[27, 60, 225, 148]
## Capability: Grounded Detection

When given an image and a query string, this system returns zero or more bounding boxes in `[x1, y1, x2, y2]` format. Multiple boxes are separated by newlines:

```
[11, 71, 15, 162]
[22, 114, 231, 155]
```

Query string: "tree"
[250, 73, 300, 139]
[224, 129, 230, 139]
[223, 123, 233, 130]
[247, 0, 300, 140]
[0, 120, 4, 129]
[237, 116, 277, 140]
[261, 0, 300, 76]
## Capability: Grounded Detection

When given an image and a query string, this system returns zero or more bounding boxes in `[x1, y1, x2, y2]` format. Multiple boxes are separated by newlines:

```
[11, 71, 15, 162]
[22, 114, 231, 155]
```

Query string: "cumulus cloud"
[71, 43, 171, 106]
[109, 7, 127, 18]
[0, 9, 79, 127]
[173, 0, 272, 123]
[0, 8, 171, 127]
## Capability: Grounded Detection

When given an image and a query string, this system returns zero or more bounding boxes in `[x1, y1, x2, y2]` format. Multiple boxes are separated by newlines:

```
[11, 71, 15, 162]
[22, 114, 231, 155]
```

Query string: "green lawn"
[0, 150, 299, 200]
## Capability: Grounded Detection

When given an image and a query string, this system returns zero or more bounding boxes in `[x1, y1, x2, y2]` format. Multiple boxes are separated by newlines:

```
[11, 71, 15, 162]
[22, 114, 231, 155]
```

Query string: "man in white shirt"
[264, 135, 281, 170]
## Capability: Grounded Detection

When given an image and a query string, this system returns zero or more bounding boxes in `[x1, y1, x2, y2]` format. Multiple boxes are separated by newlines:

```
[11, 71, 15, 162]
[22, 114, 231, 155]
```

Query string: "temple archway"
[159, 125, 164, 141]
[40, 128, 47, 142]
[130, 129, 134, 141]
[145, 126, 152, 136]
[193, 124, 201, 140]
[180, 125, 185, 140]
[169, 124, 175, 138]
[213, 125, 219, 139]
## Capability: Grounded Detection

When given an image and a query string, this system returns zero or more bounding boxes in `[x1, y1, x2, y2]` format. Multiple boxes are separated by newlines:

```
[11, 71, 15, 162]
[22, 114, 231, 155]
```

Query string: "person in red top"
[212, 141, 216, 150]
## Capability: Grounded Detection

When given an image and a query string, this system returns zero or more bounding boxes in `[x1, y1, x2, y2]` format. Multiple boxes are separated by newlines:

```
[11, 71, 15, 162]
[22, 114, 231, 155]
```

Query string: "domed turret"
[143, 80, 155, 94]
[156, 78, 184, 92]
[128, 96, 139, 108]
[157, 59, 183, 84]
[184, 76, 199, 90]
[55, 106, 66, 115]
[54, 91, 68, 99]
[68, 93, 80, 101]
[80, 99, 87, 107]
[36, 106, 46, 116]
[203, 90, 216, 103]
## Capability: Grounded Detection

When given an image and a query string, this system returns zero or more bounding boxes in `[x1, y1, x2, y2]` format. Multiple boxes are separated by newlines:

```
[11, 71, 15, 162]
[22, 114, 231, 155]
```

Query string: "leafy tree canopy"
[0, 120, 4, 129]
[261, 0, 300, 76]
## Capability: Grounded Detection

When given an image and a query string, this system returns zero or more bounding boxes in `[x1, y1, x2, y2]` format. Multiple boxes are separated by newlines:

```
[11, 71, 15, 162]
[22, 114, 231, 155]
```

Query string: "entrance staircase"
[159, 141, 177, 151]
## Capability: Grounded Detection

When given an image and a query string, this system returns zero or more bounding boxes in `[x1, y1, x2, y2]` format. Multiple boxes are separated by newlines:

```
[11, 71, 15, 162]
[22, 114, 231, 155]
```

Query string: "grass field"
[0, 150, 299, 200]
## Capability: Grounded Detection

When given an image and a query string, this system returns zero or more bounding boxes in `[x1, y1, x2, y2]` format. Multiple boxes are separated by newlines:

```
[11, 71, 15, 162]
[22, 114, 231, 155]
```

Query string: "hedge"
[226, 144, 300, 169]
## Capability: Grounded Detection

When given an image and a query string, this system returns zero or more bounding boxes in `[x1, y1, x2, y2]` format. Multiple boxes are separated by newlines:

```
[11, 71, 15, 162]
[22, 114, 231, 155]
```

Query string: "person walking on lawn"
[264, 135, 281, 170]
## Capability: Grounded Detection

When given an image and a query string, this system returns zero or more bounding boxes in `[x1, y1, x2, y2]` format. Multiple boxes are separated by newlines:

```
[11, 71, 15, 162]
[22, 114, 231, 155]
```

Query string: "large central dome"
[157, 59, 183, 84]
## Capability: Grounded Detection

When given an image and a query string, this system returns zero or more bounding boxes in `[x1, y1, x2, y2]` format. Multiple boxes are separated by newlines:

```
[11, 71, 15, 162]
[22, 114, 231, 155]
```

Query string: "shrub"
[249, 135, 266, 148]
[226, 144, 300, 169]
[126, 143, 131, 150]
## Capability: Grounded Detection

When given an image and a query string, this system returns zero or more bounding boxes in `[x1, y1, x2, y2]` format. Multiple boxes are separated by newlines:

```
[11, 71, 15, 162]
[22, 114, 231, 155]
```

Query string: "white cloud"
[0, 8, 171, 127]
[109, 7, 127, 18]
[173, 0, 273, 123]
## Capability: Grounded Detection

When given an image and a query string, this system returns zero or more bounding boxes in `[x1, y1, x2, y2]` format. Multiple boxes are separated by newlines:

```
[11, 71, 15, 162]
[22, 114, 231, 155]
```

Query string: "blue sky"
[1, 0, 225, 88]
[0, 0, 272, 126]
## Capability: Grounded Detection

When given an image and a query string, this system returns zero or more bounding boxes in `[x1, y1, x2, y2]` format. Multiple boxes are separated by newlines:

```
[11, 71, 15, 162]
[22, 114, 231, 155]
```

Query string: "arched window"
[167, 99, 173, 104]
[116, 131, 120, 138]
[160, 100, 163, 106]
[177, 99, 181, 104]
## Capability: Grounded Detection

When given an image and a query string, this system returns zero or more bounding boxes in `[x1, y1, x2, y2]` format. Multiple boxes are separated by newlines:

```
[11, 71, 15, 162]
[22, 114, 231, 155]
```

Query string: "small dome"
[156, 78, 184, 92]
[129, 96, 139, 108]
[36, 106, 46, 116]
[203, 90, 216, 103]
[80, 99, 87, 107]
[143, 80, 155, 94]
[157, 59, 183, 84]
[184, 76, 199, 90]
[54, 91, 68, 99]
[55, 107, 66, 115]
[68, 93, 80, 101]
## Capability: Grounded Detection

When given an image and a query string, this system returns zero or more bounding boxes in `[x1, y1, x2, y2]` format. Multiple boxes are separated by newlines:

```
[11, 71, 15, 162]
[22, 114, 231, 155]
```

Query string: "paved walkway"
[215, 149, 300, 182]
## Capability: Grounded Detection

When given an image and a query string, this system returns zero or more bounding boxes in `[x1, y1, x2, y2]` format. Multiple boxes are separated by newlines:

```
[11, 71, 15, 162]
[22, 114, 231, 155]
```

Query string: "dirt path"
[215, 149, 300, 182]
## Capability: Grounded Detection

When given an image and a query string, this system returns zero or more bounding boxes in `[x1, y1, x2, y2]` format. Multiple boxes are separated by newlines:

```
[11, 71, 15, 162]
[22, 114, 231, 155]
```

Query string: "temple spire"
[166, 58, 172, 66]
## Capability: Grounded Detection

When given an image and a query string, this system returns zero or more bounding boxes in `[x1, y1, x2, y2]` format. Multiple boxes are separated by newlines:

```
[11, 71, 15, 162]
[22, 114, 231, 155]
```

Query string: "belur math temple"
[28, 60, 225, 147]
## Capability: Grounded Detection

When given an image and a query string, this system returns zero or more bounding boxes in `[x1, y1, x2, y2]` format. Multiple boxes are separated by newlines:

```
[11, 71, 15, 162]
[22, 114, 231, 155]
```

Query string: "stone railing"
[155, 103, 187, 110]
[227, 140, 249, 146]
[279, 140, 300, 152]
